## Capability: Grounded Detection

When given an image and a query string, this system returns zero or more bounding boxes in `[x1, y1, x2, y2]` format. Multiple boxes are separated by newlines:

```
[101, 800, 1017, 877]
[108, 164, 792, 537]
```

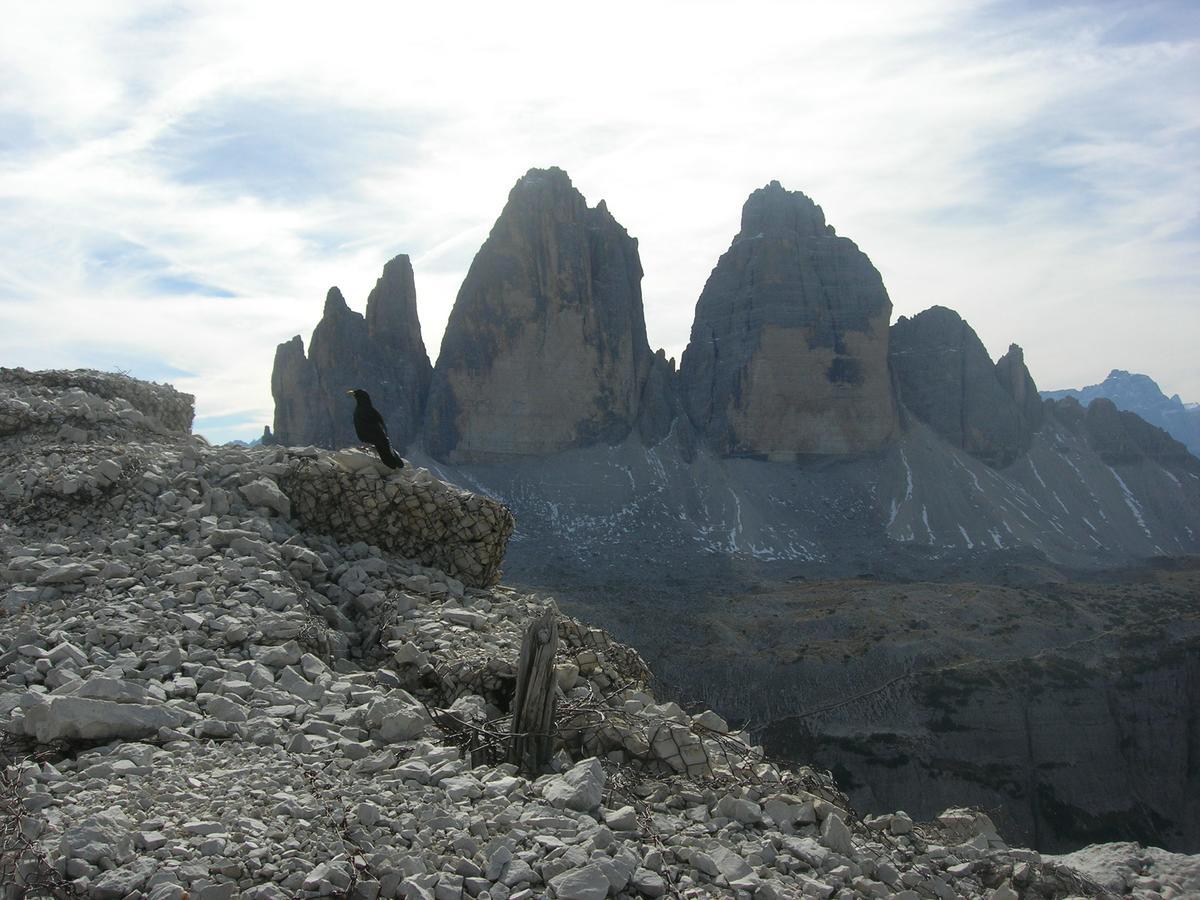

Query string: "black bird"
[346, 389, 404, 469]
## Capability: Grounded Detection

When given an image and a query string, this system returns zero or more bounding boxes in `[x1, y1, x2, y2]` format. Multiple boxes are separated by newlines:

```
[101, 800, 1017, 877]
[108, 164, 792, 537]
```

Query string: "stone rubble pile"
[0, 368, 195, 437]
[0, 372, 1183, 899]
[1045, 843, 1200, 898]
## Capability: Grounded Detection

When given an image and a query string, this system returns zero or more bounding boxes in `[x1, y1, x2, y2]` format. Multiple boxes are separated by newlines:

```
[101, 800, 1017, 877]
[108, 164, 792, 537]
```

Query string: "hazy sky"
[1, 1, 1196, 442]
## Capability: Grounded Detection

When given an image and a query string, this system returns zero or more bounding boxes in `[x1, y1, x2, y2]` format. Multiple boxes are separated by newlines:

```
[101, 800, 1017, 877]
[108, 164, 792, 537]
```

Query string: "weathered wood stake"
[508, 608, 559, 775]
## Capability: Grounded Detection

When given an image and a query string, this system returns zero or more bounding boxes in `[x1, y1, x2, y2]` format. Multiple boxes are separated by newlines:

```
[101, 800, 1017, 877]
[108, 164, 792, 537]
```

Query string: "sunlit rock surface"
[679, 181, 897, 458]
[423, 167, 661, 463]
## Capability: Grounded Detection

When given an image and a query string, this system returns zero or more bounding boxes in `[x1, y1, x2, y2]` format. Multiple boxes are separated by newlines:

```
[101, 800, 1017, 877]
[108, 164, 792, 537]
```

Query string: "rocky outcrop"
[1048, 843, 1200, 896]
[1043, 370, 1200, 457]
[678, 181, 897, 459]
[280, 450, 515, 587]
[271, 254, 432, 452]
[1049, 396, 1199, 466]
[423, 168, 658, 462]
[270, 335, 321, 445]
[995, 343, 1045, 434]
[636, 349, 692, 451]
[889, 307, 1042, 467]
[0, 367, 194, 436]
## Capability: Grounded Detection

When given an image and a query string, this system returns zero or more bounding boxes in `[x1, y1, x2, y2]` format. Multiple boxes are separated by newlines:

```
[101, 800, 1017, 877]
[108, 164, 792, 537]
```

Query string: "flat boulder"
[17, 693, 195, 743]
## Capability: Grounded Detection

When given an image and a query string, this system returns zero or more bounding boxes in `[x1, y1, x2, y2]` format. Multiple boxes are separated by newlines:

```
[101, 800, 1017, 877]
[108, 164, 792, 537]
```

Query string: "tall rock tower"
[423, 168, 658, 462]
[271, 254, 432, 450]
[679, 181, 897, 459]
[889, 307, 1043, 467]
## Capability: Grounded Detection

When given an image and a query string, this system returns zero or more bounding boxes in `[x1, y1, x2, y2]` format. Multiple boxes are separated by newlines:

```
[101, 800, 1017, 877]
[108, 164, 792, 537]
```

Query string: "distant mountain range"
[1043, 370, 1200, 458]
[269, 167, 1200, 576]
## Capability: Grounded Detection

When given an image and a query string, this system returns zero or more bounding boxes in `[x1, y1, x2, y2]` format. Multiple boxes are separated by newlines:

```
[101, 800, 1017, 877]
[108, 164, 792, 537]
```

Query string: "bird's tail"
[377, 443, 404, 469]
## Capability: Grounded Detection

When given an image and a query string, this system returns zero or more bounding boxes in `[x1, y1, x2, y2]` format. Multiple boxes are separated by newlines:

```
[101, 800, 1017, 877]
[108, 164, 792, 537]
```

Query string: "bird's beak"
[345, 390, 354, 396]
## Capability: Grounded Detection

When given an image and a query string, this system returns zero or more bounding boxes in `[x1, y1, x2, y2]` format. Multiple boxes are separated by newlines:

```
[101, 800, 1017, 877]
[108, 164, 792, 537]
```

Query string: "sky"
[0, 1, 1196, 443]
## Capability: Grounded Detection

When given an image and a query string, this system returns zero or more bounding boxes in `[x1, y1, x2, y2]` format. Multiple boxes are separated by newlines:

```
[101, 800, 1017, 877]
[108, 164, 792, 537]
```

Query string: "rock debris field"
[1, 368, 1196, 900]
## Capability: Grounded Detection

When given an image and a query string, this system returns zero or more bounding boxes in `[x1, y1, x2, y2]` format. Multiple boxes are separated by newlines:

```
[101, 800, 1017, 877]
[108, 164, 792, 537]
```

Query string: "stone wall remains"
[280, 450, 515, 588]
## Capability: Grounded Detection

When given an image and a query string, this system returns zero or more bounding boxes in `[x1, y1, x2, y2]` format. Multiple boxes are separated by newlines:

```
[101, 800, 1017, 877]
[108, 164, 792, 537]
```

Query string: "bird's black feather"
[348, 389, 403, 469]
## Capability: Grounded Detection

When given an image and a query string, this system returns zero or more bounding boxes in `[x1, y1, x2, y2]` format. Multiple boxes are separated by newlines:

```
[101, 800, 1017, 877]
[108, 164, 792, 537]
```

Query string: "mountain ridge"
[1042, 369, 1200, 458]
[270, 167, 1200, 573]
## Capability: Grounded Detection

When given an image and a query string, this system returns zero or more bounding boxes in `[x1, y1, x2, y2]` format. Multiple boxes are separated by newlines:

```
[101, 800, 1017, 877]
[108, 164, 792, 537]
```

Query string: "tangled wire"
[0, 733, 78, 899]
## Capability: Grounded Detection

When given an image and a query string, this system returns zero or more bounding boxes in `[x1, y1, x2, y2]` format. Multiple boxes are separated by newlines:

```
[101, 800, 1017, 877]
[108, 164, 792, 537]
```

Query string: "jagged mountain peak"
[680, 182, 895, 458]
[322, 285, 351, 316]
[739, 179, 829, 238]
[422, 168, 658, 462]
[365, 253, 424, 345]
[514, 164, 573, 189]
[890, 307, 1042, 468]
[1102, 369, 1174, 397]
[895, 304, 964, 328]
[496, 168, 631, 243]
[499, 166, 585, 219]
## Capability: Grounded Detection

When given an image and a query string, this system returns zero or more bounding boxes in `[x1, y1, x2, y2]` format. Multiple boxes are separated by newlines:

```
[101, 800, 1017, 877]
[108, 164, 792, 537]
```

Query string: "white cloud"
[0, 0, 1196, 440]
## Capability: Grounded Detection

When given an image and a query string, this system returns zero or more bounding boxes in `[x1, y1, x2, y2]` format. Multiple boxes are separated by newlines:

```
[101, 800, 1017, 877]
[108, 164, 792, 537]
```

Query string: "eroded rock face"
[637, 349, 693, 451]
[679, 181, 897, 459]
[889, 307, 1042, 467]
[271, 255, 432, 451]
[995, 343, 1045, 435]
[423, 168, 657, 462]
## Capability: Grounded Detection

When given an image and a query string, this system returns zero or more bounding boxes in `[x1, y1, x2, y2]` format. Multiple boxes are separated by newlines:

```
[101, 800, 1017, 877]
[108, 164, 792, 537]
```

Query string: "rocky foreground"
[1, 369, 1197, 899]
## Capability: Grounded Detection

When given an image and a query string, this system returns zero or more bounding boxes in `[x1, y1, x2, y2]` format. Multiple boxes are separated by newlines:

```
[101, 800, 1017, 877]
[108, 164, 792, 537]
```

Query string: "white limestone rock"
[238, 477, 291, 517]
[92, 857, 159, 899]
[60, 811, 135, 864]
[819, 813, 854, 857]
[603, 805, 638, 832]
[549, 863, 610, 900]
[18, 694, 194, 743]
[542, 758, 605, 812]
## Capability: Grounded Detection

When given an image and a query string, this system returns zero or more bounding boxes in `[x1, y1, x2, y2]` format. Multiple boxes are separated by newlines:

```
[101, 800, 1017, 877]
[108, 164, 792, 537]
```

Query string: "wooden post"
[508, 608, 559, 775]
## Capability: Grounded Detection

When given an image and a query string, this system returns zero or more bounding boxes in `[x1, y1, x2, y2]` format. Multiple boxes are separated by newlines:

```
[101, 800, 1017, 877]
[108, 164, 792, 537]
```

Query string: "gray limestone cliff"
[889, 307, 1042, 468]
[745, 576, 1200, 854]
[637, 349, 692, 451]
[678, 181, 898, 459]
[271, 254, 432, 452]
[995, 343, 1045, 435]
[422, 168, 661, 462]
